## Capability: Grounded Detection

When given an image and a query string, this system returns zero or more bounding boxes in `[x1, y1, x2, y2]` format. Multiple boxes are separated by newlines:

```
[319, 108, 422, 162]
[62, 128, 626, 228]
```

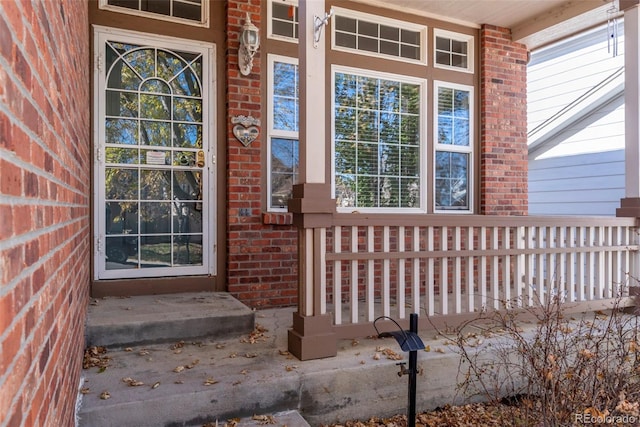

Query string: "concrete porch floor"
[77, 296, 470, 427]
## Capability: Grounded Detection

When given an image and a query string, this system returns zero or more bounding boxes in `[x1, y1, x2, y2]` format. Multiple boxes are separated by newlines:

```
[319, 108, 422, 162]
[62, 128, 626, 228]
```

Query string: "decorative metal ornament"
[231, 115, 260, 146]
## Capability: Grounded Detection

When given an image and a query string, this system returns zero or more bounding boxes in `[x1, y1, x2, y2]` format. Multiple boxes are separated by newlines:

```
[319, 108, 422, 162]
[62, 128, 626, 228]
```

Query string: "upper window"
[268, 0, 299, 41]
[332, 8, 426, 65]
[434, 81, 473, 211]
[100, 0, 208, 27]
[268, 55, 299, 211]
[333, 67, 424, 212]
[434, 29, 474, 73]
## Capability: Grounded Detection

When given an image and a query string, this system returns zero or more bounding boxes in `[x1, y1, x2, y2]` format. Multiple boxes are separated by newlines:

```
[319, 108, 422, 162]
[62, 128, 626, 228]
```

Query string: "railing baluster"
[382, 226, 390, 318]
[525, 226, 535, 306]
[453, 226, 461, 314]
[566, 226, 576, 302]
[490, 227, 500, 310]
[334, 225, 342, 325]
[350, 226, 358, 324]
[412, 227, 420, 313]
[426, 226, 435, 316]
[479, 226, 487, 310]
[399, 226, 406, 319]
[577, 227, 586, 301]
[467, 226, 475, 313]
[366, 225, 375, 322]
[503, 226, 511, 308]
[440, 226, 449, 315]
[515, 226, 524, 307]
[320, 227, 327, 315]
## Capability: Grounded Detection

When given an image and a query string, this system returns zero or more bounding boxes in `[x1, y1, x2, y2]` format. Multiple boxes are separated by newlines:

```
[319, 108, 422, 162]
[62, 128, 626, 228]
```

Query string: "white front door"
[93, 27, 215, 280]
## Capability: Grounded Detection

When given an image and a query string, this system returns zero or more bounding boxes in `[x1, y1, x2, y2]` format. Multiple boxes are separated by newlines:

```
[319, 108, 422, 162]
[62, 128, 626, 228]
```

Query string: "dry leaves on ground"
[83, 346, 111, 372]
[323, 402, 535, 427]
[241, 324, 269, 344]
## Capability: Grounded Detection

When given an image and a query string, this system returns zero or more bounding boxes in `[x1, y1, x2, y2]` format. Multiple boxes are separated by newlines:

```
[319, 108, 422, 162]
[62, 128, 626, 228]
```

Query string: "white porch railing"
[313, 215, 640, 337]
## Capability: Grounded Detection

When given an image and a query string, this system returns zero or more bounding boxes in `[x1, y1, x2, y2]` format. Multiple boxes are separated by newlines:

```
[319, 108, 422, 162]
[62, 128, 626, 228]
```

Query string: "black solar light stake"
[374, 313, 425, 427]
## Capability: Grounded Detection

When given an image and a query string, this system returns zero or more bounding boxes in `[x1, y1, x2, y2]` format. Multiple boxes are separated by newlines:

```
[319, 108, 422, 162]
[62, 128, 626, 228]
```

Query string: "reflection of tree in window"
[270, 59, 299, 210]
[334, 72, 420, 208]
[436, 85, 470, 210]
[103, 41, 205, 267]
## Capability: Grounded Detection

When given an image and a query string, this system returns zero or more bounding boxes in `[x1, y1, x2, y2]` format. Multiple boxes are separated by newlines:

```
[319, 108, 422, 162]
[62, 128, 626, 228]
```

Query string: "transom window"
[100, 0, 207, 26]
[333, 67, 424, 211]
[434, 29, 474, 73]
[268, 55, 299, 211]
[269, 0, 299, 41]
[332, 8, 426, 64]
[434, 81, 473, 211]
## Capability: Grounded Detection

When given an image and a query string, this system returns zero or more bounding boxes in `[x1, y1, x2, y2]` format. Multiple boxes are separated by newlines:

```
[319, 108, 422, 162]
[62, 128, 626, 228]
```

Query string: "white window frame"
[98, 0, 209, 28]
[331, 65, 427, 214]
[331, 7, 427, 66]
[433, 80, 474, 214]
[267, 0, 299, 43]
[267, 55, 299, 212]
[433, 29, 474, 74]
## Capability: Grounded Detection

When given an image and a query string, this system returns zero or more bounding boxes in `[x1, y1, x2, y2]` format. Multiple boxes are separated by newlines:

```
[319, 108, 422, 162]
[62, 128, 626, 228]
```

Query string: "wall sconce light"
[238, 13, 260, 76]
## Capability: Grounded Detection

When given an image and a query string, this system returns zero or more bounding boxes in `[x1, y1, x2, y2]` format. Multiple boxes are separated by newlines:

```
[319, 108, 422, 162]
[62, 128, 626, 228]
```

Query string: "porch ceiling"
[354, 0, 618, 50]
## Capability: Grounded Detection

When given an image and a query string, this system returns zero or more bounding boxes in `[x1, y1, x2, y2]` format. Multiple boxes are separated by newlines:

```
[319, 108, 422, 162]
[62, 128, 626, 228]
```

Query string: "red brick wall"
[0, 1, 90, 426]
[479, 25, 529, 215]
[226, 0, 298, 308]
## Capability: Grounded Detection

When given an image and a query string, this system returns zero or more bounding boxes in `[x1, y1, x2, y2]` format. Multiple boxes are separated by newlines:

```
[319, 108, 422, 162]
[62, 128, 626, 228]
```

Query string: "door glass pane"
[106, 118, 138, 145]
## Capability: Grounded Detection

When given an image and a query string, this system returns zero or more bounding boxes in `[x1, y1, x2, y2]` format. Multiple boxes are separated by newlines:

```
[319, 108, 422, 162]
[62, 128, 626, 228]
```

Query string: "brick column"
[226, 0, 299, 308]
[479, 25, 529, 216]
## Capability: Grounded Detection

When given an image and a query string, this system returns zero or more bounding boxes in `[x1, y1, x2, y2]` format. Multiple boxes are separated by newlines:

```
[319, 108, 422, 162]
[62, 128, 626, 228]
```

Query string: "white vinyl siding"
[528, 22, 625, 216]
[529, 150, 624, 216]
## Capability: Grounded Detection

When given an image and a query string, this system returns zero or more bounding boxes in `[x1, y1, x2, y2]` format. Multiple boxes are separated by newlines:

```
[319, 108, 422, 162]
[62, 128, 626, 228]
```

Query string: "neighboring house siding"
[0, 1, 91, 427]
[529, 149, 625, 215]
[528, 23, 625, 216]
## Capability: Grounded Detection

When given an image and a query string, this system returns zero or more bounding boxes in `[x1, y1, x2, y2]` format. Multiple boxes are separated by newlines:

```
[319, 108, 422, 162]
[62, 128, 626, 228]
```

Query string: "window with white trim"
[434, 81, 473, 211]
[268, 55, 299, 211]
[100, 0, 208, 26]
[268, 0, 299, 41]
[333, 67, 424, 211]
[434, 29, 474, 73]
[332, 8, 426, 64]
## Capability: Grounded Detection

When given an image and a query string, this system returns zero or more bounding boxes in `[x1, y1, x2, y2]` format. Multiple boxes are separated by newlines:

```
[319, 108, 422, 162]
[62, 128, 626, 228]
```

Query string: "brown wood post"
[286, 0, 337, 360]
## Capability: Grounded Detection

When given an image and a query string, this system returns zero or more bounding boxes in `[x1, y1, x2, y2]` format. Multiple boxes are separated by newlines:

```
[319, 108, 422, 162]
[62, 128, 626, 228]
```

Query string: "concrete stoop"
[85, 292, 255, 348]
[78, 306, 467, 427]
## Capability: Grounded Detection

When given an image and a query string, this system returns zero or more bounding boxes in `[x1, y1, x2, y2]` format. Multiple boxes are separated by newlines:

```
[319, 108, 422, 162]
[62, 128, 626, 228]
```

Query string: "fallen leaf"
[99, 391, 110, 400]
[252, 414, 276, 425]
[170, 341, 185, 350]
[285, 365, 298, 372]
[151, 382, 160, 389]
[122, 377, 145, 387]
[173, 366, 185, 373]
[204, 377, 218, 386]
[245, 353, 258, 358]
[80, 387, 91, 394]
[186, 359, 200, 369]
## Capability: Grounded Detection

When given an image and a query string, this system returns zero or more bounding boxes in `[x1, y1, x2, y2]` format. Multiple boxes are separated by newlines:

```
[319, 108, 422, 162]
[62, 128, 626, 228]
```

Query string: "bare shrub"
[446, 284, 640, 426]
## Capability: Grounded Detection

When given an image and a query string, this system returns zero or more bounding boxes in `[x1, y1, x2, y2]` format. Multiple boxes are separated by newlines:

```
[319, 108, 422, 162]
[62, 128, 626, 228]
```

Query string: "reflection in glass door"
[94, 28, 215, 279]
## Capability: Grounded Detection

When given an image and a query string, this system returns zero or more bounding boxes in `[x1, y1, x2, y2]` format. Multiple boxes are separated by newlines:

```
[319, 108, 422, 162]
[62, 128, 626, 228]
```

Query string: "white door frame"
[93, 25, 216, 280]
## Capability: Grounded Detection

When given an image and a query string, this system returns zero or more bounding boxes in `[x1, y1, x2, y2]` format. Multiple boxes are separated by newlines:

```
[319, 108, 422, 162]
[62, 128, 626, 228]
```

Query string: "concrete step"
[85, 292, 255, 348]
[77, 307, 466, 427]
